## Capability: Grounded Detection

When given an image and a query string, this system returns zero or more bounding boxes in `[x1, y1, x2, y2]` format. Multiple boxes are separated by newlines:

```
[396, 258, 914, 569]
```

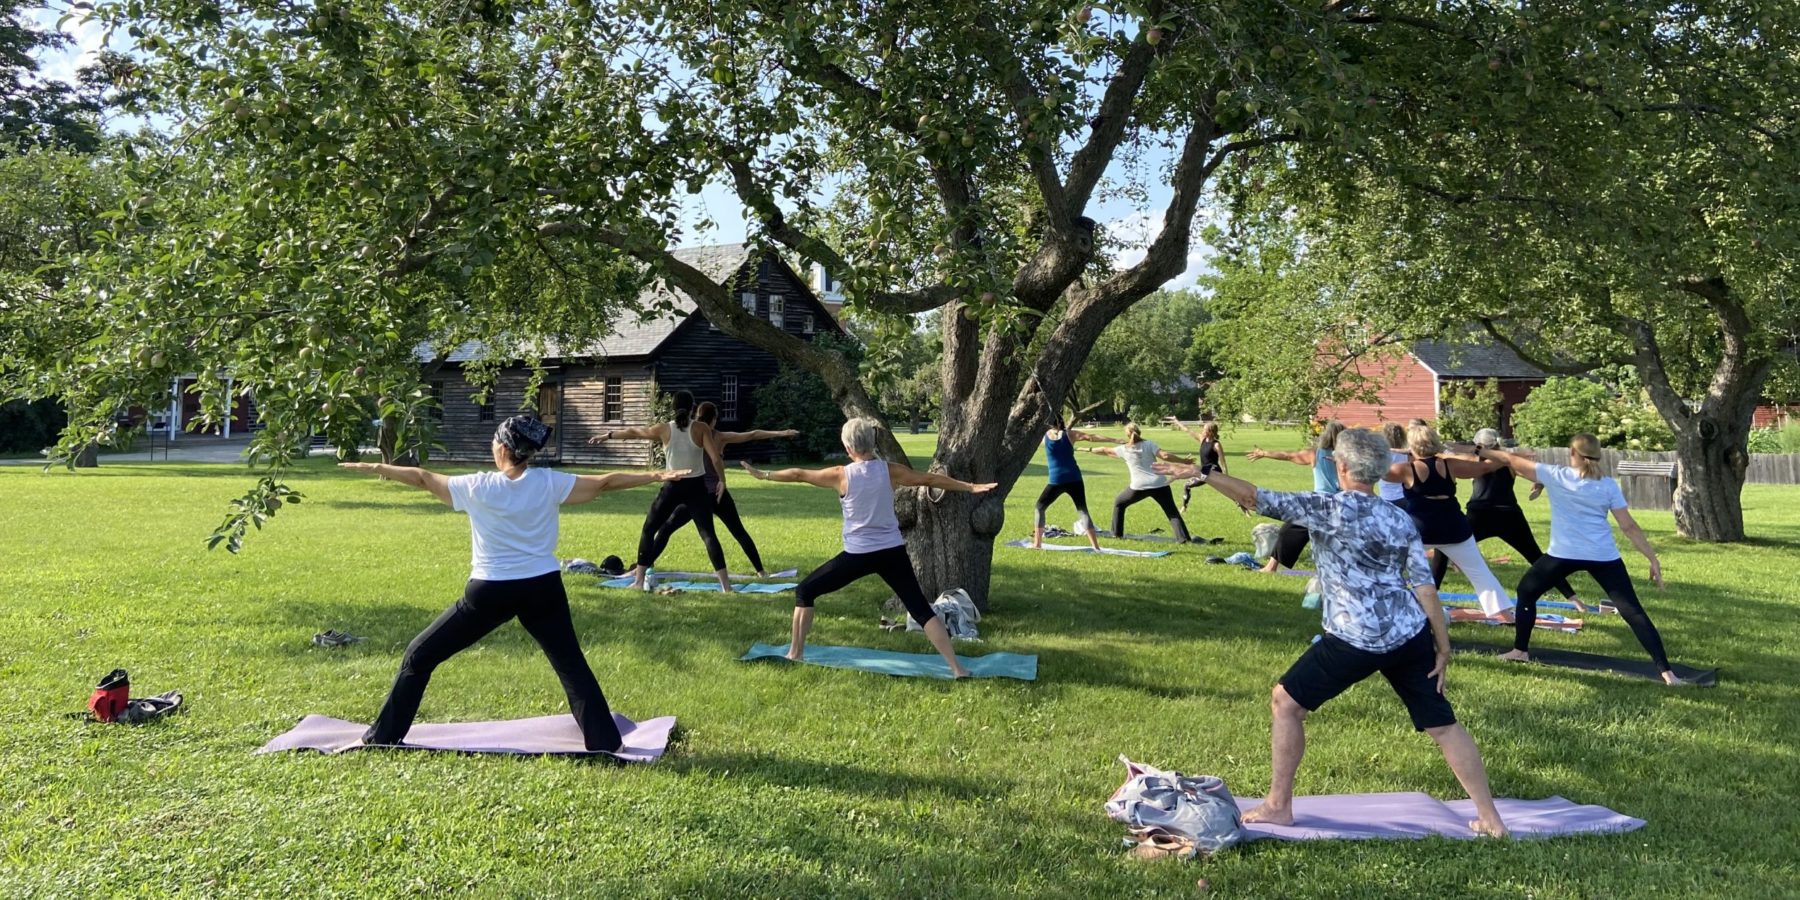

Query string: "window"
[803, 313, 815, 335]
[721, 375, 739, 421]
[477, 393, 495, 422]
[820, 268, 835, 292]
[427, 381, 445, 423]
[769, 294, 785, 329]
[603, 377, 622, 422]
[740, 291, 757, 314]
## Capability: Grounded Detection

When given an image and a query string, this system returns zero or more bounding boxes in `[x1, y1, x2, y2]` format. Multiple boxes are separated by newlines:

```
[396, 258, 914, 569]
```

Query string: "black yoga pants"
[1112, 485, 1190, 542]
[650, 487, 764, 573]
[795, 544, 936, 627]
[1274, 522, 1310, 569]
[1514, 555, 1671, 673]
[636, 477, 726, 571]
[1430, 505, 1575, 599]
[365, 572, 621, 751]
[1035, 481, 1091, 517]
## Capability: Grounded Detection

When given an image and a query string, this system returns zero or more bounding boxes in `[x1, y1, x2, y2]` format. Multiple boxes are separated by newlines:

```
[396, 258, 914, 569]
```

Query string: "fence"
[1523, 448, 1800, 486]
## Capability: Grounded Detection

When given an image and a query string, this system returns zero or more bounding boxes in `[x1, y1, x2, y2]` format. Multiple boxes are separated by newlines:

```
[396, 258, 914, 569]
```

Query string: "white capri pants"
[1430, 537, 1512, 615]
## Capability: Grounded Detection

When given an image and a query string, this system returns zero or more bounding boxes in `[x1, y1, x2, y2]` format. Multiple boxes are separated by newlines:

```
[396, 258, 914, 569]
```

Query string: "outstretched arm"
[740, 461, 844, 491]
[1083, 446, 1119, 458]
[1155, 448, 1196, 465]
[564, 469, 689, 505]
[1474, 446, 1539, 482]
[887, 463, 998, 494]
[1067, 429, 1122, 444]
[1154, 463, 1256, 512]
[338, 462, 454, 507]
[1247, 448, 1317, 466]
[715, 428, 800, 445]
[1612, 508, 1663, 587]
[587, 424, 665, 444]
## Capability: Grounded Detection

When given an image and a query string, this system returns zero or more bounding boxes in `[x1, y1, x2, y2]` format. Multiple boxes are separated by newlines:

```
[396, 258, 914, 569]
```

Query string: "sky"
[27, 6, 1212, 291]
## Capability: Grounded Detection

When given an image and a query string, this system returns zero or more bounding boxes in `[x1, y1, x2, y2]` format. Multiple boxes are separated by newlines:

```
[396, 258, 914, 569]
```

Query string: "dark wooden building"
[428, 244, 846, 466]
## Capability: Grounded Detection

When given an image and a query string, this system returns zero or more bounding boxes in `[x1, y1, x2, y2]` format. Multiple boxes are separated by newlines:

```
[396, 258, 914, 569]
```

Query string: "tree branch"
[1474, 317, 1601, 376]
[1065, 42, 1158, 214]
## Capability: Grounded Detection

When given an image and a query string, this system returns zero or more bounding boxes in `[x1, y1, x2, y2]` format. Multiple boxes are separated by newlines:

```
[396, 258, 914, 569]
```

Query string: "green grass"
[1, 424, 1796, 897]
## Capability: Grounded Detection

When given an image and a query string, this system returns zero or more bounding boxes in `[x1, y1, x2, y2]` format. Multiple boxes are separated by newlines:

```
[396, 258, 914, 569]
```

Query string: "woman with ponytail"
[1032, 411, 1108, 550]
[1475, 433, 1681, 684]
[1084, 421, 1196, 543]
[591, 390, 733, 592]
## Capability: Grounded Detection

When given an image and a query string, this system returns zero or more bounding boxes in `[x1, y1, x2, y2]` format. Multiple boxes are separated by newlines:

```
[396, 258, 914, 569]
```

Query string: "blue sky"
[28, 7, 1212, 289]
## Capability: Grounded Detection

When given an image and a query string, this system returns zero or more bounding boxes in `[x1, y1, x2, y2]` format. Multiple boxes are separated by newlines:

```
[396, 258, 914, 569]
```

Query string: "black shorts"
[1278, 626, 1455, 731]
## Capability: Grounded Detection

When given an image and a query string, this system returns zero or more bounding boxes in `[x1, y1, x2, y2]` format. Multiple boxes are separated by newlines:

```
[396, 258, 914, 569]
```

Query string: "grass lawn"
[1, 424, 1796, 897]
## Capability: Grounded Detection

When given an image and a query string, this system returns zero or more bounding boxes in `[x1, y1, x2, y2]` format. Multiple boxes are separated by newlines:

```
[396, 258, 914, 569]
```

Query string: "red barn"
[1316, 339, 1548, 435]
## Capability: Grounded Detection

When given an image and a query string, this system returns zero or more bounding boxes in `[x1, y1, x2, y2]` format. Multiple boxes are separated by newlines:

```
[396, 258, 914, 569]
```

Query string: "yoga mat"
[1450, 641, 1717, 686]
[255, 713, 674, 762]
[1277, 569, 1314, 577]
[1116, 532, 1181, 544]
[596, 578, 794, 593]
[1446, 609, 1581, 632]
[1002, 539, 1172, 558]
[1234, 793, 1644, 841]
[657, 568, 800, 581]
[739, 643, 1037, 680]
[1442, 591, 1581, 612]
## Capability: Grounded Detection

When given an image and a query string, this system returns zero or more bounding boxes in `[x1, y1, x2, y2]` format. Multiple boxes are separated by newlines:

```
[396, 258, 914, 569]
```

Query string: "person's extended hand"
[1528, 483, 1544, 501]
[969, 482, 999, 494]
[1648, 557, 1663, 588]
[740, 461, 767, 480]
[779, 429, 799, 438]
[587, 431, 612, 445]
[1246, 448, 1268, 461]
[715, 480, 727, 500]
[1152, 461, 1200, 479]
[656, 469, 691, 481]
[1430, 650, 1450, 694]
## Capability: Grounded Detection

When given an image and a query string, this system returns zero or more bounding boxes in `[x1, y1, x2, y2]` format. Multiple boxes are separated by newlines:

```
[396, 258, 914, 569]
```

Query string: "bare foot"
[950, 668, 972, 679]
[1662, 671, 1686, 686]
[785, 649, 805, 662]
[1031, 540, 1043, 550]
[1471, 818, 1509, 838]
[1259, 560, 1279, 575]
[1240, 803, 1293, 826]
[1499, 649, 1530, 663]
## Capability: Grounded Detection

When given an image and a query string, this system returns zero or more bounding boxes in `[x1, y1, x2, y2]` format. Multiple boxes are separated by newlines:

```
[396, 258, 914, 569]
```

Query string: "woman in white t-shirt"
[339, 414, 689, 749]
[1083, 422, 1196, 543]
[1475, 433, 1680, 685]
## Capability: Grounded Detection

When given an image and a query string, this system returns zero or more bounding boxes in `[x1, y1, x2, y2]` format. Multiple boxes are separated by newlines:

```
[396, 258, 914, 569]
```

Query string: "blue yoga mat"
[598, 578, 795, 593]
[739, 643, 1038, 680]
[1002, 539, 1171, 558]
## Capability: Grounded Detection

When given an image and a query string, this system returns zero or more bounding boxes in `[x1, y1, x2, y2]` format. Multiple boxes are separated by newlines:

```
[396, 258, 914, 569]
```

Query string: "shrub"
[1437, 378, 1503, 442]
[0, 398, 68, 454]
[752, 334, 864, 461]
[1748, 422, 1800, 454]
[1511, 378, 1614, 448]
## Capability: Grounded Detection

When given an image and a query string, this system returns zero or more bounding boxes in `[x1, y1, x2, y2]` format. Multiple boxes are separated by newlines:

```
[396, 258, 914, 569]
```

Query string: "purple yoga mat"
[1234, 792, 1644, 841]
[255, 712, 675, 763]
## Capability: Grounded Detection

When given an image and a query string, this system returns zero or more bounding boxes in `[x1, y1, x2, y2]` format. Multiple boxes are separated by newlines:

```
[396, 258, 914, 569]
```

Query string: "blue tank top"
[1312, 449, 1340, 493]
[1044, 432, 1080, 485]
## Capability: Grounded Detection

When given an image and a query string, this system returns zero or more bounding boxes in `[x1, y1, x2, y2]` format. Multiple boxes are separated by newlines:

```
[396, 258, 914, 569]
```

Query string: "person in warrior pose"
[1474, 434, 1680, 684]
[1033, 412, 1108, 550]
[594, 401, 797, 577]
[1160, 427, 1508, 837]
[1382, 423, 1513, 618]
[1445, 428, 1588, 611]
[340, 414, 687, 750]
[739, 417, 996, 676]
[1247, 419, 1346, 573]
[1083, 422, 1196, 544]
[588, 390, 733, 592]
[1174, 419, 1229, 511]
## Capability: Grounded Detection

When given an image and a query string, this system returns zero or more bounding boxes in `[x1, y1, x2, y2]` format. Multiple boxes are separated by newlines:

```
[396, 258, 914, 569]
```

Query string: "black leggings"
[649, 487, 764, 572]
[795, 544, 936, 626]
[1431, 505, 1575, 598]
[1180, 465, 1224, 509]
[636, 477, 726, 571]
[1274, 522, 1310, 568]
[1112, 485, 1190, 542]
[1515, 556, 1671, 673]
[365, 572, 620, 751]
[1035, 481, 1092, 526]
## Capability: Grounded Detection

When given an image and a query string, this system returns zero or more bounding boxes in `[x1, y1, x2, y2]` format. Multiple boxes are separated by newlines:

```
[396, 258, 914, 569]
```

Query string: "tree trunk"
[74, 442, 99, 468]
[1670, 413, 1752, 542]
[376, 413, 400, 464]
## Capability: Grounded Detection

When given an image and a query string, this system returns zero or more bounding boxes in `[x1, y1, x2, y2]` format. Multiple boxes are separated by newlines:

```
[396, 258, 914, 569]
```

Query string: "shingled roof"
[435, 244, 755, 364]
[1410, 337, 1547, 379]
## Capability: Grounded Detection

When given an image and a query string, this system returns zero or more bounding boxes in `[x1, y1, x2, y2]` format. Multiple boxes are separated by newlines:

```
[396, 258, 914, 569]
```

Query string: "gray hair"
[840, 417, 883, 457]
[1334, 428, 1394, 486]
[1474, 428, 1502, 449]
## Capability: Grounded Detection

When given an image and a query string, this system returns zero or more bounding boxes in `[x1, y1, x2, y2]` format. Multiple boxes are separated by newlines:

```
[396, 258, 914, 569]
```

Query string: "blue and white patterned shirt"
[1257, 488, 1433, 652]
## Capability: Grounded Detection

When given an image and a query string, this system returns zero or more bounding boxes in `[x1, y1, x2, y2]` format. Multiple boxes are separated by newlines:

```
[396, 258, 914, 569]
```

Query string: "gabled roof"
[433, 244, 757, 364]
[1410, 337, 1547, 379]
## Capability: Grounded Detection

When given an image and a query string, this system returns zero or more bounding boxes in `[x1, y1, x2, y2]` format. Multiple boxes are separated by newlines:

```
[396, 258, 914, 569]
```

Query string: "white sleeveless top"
[841, 460, 904, 553]
[1378, 450, 1409, 501]
[665, 421, 706, 478]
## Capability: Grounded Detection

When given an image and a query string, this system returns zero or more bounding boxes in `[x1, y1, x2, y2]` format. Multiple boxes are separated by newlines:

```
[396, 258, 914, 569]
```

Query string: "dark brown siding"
[434, 363, 656, 467]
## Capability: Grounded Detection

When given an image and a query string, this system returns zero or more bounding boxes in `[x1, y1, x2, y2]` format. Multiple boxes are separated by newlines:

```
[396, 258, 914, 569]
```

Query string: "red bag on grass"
[87, 669, 129, 723]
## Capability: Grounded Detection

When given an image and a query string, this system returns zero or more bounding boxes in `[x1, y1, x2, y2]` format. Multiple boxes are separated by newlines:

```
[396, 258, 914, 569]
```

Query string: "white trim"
[1432, 373, 1442, 418]
[1410, 350, 1442, 377]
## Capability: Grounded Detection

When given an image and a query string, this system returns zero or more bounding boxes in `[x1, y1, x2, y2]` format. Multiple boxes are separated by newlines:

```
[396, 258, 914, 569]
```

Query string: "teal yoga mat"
[1002, 539, 1171, 558]
[599, 578, 795, 593]
[739, 643, 1038, 680]
[1441, 590, 1582, 612]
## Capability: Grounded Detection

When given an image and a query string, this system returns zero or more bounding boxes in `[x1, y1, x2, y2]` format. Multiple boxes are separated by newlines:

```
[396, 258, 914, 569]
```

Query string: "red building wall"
[1316, 351, 1438, 427]
[1753, 404, 1798, 428]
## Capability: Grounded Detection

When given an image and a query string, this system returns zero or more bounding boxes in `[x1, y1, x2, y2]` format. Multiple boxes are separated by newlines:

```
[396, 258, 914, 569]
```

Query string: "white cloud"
[26, 6, 107, 86]
[1101, 208, 1219, 292]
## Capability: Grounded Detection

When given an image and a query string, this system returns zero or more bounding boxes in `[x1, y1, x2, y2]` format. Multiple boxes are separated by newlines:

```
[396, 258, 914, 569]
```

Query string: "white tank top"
[1378, 450, 1408, 501]
[664, 421, 706, 478]
[841, 460, 904, 553]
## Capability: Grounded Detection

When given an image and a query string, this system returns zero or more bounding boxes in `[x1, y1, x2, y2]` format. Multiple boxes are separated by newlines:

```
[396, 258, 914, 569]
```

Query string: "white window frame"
[721, 375, 739, 421]
[769, 294, 785, 329]
[602, 376, 622, 423]
[803, 313, 815, 335]
[740, 291, 757, 314]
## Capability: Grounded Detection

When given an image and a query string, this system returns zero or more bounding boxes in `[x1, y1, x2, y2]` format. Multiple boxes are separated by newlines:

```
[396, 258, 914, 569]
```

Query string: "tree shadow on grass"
[669, 749, 1004, 800]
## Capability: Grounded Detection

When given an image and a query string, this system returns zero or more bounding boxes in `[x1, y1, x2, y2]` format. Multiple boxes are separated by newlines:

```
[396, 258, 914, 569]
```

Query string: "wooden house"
[1316, 338, 1548, 435]
[426, 244, 847, 466]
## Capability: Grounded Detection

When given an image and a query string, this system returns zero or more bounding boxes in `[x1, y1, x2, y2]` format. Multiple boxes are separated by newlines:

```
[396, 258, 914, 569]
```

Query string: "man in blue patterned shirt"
[1161, 427, 1507, 837]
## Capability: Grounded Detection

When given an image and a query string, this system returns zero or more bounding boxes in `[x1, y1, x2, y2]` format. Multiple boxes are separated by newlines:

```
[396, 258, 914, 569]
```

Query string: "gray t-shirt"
[1256, 488, 1432, 652]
